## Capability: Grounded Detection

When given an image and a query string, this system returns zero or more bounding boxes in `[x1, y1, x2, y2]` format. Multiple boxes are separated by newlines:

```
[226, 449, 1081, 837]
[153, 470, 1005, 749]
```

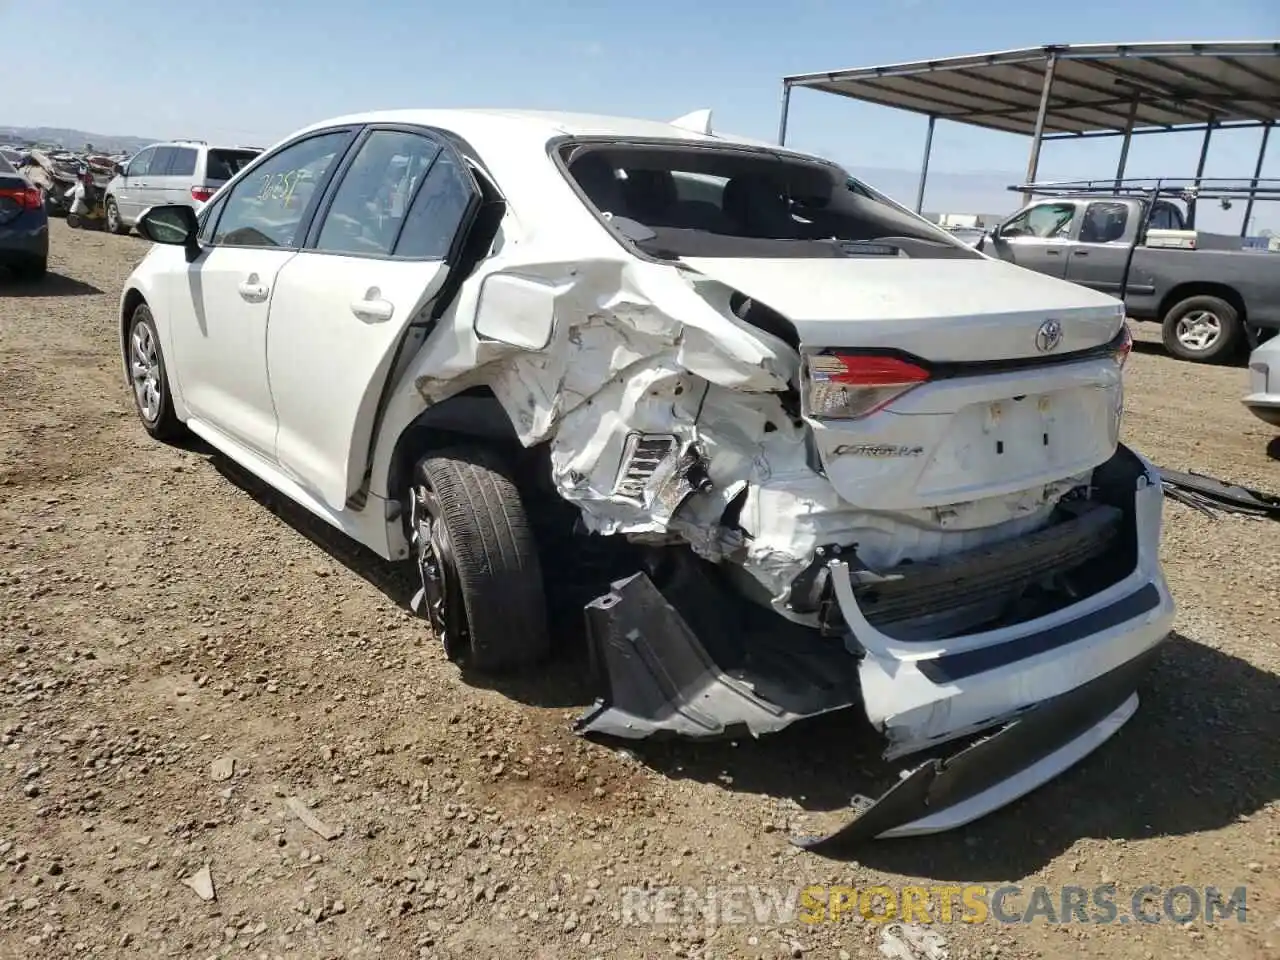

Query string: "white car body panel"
[118, 107, 1175, 839]
[266, 251, 451, 510]
[167, 245, 296, 460]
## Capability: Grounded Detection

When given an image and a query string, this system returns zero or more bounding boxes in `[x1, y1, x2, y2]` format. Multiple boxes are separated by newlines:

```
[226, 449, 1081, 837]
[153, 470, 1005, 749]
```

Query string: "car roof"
[284, 108, 824, 160]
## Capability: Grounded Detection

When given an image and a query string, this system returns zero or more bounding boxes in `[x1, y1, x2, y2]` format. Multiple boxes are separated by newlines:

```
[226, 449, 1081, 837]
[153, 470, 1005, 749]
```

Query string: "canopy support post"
[915, 114, 936, 214]
[1113, 94, 1140, 189]
[1241, 122, 1272, 237]
[1022, 52, 1058, 206]
[777, 82, 793, 146]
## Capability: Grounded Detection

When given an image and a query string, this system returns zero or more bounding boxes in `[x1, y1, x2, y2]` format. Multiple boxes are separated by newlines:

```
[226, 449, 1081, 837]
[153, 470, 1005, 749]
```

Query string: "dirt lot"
[0, 220, 1277, 960]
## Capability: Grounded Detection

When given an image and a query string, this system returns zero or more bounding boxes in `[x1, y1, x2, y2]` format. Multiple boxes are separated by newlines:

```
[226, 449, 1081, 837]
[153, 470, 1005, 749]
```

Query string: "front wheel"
[66, 212, 82, 229]
[409, 446, 549, 673]
[126, 303, 185, 441]
[1161, 295, 1243, 364]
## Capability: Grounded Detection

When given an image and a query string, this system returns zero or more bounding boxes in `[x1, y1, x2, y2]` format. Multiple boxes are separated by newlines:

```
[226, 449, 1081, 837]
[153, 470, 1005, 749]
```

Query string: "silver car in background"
[104, 140, 260, 235]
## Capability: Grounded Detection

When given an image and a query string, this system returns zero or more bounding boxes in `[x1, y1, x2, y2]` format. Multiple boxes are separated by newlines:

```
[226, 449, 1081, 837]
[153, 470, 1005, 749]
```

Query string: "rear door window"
[206, 149, 260, 183]
[314, 130, 443, 257]
[150, 147, 177, 177]
[0, 154, 14, 175]
[1079, 202, 1129, 243]
[393, 151, 475, 259]
[167, 147, 197, 177]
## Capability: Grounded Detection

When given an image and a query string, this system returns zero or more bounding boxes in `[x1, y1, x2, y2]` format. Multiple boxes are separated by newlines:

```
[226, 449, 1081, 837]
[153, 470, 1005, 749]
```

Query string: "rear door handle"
[238, 275, 270, 303]
[351, 294, 394, 323]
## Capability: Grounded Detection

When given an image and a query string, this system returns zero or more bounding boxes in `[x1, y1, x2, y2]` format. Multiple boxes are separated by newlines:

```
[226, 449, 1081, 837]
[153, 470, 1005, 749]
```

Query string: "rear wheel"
[1161, 295, 1243, 364]
[105, 198, 127, 235]
[409, 446, 549, 673]
[127, 302, 185, 441]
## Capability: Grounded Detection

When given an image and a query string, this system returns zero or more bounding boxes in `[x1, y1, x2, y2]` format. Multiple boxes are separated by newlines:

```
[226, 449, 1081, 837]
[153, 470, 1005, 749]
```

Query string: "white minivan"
[105, 140, 259, 234]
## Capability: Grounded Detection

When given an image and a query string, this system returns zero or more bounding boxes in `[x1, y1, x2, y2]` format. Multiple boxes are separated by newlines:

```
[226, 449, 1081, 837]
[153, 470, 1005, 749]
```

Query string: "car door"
[164, 128, 358, 460]
[140, 146, 178, 214]
[162, 146, 198, 208]
[989, 201, 1078, 278]
[265, 127, 479, 510]
[1064, 200, 1136, 295]
[115, 146, 156, 222]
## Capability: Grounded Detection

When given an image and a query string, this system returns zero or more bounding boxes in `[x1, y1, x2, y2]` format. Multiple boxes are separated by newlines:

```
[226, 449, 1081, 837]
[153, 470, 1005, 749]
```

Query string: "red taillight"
[806, 352, 931, 419]
[191, 186, 216, 203]
[1114, 324, 1133, 368]
[0, 186, 43, 210]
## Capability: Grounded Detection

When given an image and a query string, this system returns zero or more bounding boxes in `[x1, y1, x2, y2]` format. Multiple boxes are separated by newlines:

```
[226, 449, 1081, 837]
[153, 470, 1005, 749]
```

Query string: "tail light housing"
[0, 186, 44, 210]
[805, 352, 930, 419]
[191, 186, 216, 203]
[1114, 324, 1133, 368]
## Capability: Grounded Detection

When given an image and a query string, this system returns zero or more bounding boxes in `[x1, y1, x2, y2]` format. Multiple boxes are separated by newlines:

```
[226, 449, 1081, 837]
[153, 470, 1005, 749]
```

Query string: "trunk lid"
[680, 256, 1125, 361]
[680, 256, 1128, 512]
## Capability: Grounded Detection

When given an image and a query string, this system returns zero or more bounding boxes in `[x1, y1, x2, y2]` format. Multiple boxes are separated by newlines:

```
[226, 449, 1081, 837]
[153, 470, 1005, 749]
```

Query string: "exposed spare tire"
[410, 446, 549, 673]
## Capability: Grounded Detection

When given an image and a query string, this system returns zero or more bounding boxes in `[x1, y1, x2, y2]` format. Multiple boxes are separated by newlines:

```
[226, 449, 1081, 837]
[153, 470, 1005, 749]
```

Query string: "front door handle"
[351, 291, 394, 323]
[1074, 250, 1090, 257]
[238, 274, 270, 303]
[1046, 249, 1060, 256]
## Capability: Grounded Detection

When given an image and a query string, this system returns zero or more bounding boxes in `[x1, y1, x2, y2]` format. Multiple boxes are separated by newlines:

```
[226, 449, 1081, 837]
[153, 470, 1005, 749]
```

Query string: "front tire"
[126, 303, 185, 441]
[1161, 295, 1243, 364]
[409, 446, 549, 673]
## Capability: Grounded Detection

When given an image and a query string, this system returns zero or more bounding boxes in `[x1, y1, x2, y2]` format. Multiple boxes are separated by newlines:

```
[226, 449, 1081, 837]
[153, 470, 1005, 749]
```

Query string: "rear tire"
[105, 198, 127, 235]
[409, 446, 549, 673]
[1161, 295, 1243, 364]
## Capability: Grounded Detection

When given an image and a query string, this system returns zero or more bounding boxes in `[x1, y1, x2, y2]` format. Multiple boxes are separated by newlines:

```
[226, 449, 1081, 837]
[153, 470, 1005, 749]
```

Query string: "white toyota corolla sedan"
[119, 108, 1175, 848]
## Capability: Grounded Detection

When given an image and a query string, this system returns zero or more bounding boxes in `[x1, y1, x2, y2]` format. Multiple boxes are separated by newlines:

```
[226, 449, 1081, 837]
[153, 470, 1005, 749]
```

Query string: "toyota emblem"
[1035, 318, 1064, 353]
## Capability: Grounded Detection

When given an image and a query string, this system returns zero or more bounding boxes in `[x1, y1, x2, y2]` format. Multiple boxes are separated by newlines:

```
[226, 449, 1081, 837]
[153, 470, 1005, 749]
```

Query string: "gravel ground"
[0, 221, 1277, 960]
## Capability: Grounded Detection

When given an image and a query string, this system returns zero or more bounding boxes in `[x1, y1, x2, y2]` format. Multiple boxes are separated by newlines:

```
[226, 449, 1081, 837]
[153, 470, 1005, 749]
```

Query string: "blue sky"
[4, 0, 1277, 227]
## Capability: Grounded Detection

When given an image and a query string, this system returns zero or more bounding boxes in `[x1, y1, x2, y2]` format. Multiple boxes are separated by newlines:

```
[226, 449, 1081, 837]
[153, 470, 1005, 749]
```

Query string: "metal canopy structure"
[778, 41, 1280, 223]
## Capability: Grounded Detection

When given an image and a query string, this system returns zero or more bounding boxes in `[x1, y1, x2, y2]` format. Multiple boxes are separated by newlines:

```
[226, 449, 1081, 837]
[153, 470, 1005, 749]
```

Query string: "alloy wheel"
[130, 320, 163, 424]
[1175, 310, 1222, 352]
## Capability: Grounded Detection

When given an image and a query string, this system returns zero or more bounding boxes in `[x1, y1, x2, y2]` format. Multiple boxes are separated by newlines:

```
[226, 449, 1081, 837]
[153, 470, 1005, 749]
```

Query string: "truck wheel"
[409, 446, 549, 673]
[1161, 295, 1243, 363]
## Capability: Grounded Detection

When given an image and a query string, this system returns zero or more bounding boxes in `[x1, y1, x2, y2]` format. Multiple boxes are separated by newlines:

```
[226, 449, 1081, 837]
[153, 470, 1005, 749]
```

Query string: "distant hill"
[0, 125, 158, 155]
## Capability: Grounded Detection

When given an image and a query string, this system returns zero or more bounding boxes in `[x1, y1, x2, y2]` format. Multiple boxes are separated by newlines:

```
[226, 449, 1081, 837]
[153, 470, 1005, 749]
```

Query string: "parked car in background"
[104, 140, 260, 235]
[118, 108, 1174, 845]
[980, 185, 1280, 364]
[1243, 334, 1280, 429]
[0, 151, 48, 280]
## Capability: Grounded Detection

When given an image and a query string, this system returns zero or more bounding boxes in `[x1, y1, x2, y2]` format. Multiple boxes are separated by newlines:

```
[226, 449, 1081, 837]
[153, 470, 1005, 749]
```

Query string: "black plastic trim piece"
[916, 582, 1161, 683]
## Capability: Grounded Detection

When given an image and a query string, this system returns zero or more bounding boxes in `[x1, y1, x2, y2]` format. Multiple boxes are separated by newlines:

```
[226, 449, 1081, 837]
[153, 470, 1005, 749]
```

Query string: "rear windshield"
[560, 142, 979, 260]
[206, 149, 260, 182]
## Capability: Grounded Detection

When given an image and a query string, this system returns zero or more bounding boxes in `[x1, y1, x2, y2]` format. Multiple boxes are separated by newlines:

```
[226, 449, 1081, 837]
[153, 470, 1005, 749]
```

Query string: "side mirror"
[137, 204, 201, 261]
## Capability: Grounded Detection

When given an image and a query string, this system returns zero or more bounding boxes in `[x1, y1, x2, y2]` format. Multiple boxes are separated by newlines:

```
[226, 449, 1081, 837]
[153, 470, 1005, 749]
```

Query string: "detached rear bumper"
[575, 446, 1174, 842]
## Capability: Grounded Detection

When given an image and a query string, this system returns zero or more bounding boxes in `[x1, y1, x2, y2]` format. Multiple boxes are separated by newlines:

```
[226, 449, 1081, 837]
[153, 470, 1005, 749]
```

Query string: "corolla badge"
[1035, 318, 1064, 353]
